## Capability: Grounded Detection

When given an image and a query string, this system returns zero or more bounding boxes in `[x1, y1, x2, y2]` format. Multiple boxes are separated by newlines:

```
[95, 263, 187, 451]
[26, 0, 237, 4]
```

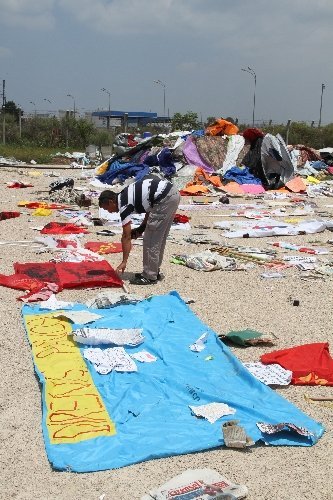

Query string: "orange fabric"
[217, 182, 244, 195]
[205, 119, 239, 136]
[180, 167, 223, 196]
[285, 177, 307, 193]
[180, 185, 210, 196]
[193, 168, 223, 187]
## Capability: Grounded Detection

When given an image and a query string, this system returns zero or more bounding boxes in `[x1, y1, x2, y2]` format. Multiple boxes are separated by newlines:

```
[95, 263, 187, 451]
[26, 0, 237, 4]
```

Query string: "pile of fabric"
[93, 120, 333, 198]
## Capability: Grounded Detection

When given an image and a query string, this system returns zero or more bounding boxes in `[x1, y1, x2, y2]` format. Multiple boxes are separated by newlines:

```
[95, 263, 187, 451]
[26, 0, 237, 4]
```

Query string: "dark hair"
[98, 190, 118, 207]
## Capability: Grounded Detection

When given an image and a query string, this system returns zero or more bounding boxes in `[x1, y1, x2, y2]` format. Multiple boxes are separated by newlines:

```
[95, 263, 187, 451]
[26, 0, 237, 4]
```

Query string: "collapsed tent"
[22, 293, 323, 472]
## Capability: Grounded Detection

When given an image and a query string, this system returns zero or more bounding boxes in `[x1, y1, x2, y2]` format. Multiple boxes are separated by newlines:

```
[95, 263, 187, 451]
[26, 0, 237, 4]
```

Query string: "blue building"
[91, 110, 170, 129]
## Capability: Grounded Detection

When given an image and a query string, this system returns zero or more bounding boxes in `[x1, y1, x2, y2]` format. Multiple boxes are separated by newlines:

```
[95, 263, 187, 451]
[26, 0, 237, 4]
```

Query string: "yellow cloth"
[24, 312, 116, 444]
[32, 208, 52, 216]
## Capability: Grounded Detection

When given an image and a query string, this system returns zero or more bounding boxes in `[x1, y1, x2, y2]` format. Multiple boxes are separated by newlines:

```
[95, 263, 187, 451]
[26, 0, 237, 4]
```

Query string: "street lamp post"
[101, 88, 111, 130]
[241, 67, 256, 126]
[318, 83, 326, 128]
[67, 94, 76, 119]
[17, 104, 22, 139]
[153, 80, 166, 118]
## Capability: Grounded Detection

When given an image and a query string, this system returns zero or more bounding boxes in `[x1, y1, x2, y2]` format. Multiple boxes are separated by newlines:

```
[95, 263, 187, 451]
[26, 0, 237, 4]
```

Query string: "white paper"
[39, 294, 74, 310]
[53, 310, 103, 324]
[73, 327, 144, 346]
[83, 347, 137, 374]
[189, 402, 236, 424]
[189, 332, 209, 352]
[131, 350, 157, 363]
[244, 362, 292, 386]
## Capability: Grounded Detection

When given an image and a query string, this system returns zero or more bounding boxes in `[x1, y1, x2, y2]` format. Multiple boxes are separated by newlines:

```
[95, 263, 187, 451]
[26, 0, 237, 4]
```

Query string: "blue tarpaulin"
[22, 292, 324, 472]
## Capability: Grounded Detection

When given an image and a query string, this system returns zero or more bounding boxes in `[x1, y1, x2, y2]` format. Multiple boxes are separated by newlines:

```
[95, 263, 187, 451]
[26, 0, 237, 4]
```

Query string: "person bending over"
[99, 176, 180, 285]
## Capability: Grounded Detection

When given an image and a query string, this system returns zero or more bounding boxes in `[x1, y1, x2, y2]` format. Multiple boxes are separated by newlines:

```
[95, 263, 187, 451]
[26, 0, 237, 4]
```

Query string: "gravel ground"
[0, 166, 332, 500]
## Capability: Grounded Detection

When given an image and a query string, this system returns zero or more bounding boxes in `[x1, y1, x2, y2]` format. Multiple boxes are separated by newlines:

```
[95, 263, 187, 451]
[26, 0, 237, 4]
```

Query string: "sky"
[0, 0, 332, 125]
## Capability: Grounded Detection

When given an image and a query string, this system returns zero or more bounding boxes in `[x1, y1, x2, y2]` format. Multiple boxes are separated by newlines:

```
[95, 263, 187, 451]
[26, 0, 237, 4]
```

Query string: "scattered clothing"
[84, 242, 123, 254]
[40, 222, 89, 234]
[261, 342, 333, 385]
[221, 329, 275, 347]
[205, 118, 239, 136]
[0, 211, 20, 221]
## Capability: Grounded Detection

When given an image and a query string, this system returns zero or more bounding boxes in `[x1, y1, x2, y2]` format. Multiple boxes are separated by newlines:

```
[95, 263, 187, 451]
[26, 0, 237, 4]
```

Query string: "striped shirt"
[118, 176, 172, 226]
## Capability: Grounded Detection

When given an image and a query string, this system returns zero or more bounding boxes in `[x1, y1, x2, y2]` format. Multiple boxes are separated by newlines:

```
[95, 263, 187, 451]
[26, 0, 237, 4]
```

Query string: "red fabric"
[242, 128, 265, 143]
[127, 135, 138, 147]
[0, 273, 46, 292]
[56, 261, 123, 289]
[0, 211, 20, 221]
[84, 242, 123, 254]
[173, 214, 190, 224]
[7, 182, 33, 188]
[327, 167, 333, 175]
[14, 261, 123, 289]
[56, 239, 78, 248]
[261, 342, 333, 386]
[14, 262, 62, 288]
[19, 202, 69, 209]
[40, 222, 89, 234]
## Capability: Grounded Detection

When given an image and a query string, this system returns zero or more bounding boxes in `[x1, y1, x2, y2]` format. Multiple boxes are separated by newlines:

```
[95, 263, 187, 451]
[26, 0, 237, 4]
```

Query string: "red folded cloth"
[261, 342, 333, 385]
[0, 211, 20, 221]
[40, 222, 89, 234]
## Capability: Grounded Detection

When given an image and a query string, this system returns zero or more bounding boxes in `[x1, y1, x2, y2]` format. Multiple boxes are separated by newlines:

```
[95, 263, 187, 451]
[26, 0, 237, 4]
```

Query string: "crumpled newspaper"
[141, 468, 248, 500]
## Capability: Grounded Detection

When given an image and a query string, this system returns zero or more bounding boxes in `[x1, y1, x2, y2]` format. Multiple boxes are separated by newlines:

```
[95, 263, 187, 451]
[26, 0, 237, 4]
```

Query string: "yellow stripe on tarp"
[25, 313, 116, 444]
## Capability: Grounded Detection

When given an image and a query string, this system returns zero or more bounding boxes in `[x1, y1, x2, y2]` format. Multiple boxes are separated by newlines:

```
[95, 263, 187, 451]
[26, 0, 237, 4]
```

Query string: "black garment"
[242, 138, 267, 186]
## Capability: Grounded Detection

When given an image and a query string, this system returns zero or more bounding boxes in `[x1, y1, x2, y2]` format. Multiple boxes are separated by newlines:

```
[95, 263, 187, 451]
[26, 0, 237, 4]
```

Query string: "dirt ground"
[0, 166, 332, 500]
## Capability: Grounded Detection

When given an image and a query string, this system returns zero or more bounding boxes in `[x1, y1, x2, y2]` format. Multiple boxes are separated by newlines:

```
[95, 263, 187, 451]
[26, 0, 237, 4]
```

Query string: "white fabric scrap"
[73, 327, 144, 346]
[83, 347, 137, 374]
[261, 272, 285, 279]
[53, 310, 103, 324]
[190, 332, 209, 352]
[189, 402, 236, 424]
[221, 134, 245, 173]
[243, 362, 292, 386]
[39, 294, 74, 310]
[130, 350, 157, 363]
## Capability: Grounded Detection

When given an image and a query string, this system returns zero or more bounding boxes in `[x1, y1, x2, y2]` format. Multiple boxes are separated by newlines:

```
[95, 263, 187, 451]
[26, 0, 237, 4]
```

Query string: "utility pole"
[241, 67, 256, 126]
[1, 80, 6, 144]
[318, 83, 326, 127]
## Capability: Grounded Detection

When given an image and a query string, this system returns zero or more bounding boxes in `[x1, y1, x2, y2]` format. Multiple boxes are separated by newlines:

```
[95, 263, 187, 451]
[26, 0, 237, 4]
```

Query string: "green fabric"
[225, 329, 264, 346]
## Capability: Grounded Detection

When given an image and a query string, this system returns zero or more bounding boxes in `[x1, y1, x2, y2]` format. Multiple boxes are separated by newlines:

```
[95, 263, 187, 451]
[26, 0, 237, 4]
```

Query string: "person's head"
[99, 190, 118, 213]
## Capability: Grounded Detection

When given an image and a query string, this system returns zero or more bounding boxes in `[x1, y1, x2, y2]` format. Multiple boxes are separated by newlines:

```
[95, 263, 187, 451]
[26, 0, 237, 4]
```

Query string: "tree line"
[1, 102, 333, 150]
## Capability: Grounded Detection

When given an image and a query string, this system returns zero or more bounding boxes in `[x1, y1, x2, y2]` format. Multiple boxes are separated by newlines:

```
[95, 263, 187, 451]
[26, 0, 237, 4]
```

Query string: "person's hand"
[116, 261, 127, 274]
[131, 228, 139, 239]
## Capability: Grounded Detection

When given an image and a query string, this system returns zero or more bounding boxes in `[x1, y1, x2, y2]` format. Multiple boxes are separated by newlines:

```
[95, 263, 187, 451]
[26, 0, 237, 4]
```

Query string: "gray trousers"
[142, 186, 180, 280]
